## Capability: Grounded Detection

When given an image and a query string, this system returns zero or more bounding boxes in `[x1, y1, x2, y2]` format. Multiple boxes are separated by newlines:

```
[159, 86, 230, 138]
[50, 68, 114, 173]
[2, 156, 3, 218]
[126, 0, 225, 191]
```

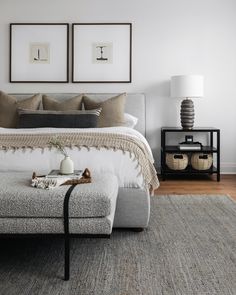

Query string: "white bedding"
[0, 127, 154, 189]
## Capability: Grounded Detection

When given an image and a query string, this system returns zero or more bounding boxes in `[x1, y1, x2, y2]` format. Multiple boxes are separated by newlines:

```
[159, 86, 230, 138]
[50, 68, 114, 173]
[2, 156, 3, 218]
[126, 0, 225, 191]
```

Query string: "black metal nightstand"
[161, 127, 220, 181]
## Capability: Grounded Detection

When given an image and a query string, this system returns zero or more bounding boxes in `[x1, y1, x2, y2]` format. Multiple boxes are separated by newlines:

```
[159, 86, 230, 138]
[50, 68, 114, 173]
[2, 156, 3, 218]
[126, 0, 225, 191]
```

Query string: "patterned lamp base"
[180, 98, 195, 129]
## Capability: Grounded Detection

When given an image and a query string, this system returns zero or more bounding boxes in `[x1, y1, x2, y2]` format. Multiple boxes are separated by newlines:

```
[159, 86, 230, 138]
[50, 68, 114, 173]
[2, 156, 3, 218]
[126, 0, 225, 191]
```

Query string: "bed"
[0, 93, 159, 229]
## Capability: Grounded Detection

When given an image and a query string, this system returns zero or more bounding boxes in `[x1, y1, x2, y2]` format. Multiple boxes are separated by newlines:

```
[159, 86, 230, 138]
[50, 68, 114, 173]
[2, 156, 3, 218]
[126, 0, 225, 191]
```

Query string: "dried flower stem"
[48, 137, 68, 157]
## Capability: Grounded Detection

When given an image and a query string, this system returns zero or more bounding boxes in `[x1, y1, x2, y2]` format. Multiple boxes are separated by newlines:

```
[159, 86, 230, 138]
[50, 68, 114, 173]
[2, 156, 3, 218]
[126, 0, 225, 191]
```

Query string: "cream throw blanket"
[0, 132, 159, 190]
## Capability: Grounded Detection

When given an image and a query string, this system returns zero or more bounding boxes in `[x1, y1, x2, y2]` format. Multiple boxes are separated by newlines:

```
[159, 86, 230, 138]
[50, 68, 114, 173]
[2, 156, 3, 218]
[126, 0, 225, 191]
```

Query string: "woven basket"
[191, 153, 213, 170]
[166, 153, 188, 170]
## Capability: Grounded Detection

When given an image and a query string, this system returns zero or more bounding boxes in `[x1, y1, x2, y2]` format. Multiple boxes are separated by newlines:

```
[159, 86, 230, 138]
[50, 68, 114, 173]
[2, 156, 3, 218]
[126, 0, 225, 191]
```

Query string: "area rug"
[0, 195, 235, 295]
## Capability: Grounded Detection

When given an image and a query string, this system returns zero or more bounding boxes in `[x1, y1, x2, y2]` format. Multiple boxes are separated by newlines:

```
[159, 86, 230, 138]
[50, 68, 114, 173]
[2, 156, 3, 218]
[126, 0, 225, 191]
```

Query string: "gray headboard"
[11, 93, 146, 136]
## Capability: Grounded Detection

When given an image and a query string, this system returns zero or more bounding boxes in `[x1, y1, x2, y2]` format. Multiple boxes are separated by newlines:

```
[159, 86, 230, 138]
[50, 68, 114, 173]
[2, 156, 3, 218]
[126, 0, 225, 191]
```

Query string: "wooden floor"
[155, 174, 236, 201]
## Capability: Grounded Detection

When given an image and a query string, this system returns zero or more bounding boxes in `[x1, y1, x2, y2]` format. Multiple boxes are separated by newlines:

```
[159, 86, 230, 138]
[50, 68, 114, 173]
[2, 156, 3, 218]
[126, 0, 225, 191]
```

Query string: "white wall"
[1, 0, 236, 172]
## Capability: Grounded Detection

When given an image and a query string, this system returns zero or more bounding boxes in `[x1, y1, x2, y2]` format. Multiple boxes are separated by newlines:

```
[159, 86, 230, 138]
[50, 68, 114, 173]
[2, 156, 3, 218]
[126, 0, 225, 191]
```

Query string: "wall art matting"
[72, 23, 132, 83]
[10, 23, 69, 83]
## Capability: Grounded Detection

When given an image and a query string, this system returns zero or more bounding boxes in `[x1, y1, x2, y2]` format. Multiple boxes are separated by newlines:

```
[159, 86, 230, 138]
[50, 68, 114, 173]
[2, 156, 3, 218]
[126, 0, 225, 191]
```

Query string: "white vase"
[60, 156, 74, 175]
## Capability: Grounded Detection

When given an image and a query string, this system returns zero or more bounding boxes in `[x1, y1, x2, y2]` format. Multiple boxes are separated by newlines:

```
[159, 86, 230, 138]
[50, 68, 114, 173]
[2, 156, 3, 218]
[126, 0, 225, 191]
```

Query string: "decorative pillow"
[83, 93, 126, 127]
[17, 108, 101, 129]
[0, 91, 42, 128]
[123, 113, 138, 128]
[42, 94, 83, 111]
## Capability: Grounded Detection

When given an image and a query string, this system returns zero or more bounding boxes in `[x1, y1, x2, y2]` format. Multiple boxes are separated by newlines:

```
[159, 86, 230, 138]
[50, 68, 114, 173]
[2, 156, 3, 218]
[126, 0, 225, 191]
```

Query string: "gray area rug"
[0, 195, 235, 295]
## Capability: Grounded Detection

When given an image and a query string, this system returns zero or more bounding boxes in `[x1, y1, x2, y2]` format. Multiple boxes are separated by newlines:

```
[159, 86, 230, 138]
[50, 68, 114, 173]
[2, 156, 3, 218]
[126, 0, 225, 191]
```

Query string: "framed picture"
[72, 23, 132, 83]
[10, 23, 69, 83]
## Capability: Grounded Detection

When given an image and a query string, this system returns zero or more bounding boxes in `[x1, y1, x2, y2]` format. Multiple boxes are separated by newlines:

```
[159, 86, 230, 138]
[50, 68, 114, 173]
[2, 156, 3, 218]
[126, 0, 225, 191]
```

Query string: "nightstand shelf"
[165, 145, 217, 153]
[163, 165, 218, 175]
[161, 127, 220, 181]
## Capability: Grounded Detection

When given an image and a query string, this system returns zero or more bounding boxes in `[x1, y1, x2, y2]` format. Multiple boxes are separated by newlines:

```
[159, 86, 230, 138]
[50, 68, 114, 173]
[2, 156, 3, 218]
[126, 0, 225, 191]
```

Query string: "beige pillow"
[83, 93, 126, 127]
[0, 91, 41, 128]
[42, 94, 83, 111]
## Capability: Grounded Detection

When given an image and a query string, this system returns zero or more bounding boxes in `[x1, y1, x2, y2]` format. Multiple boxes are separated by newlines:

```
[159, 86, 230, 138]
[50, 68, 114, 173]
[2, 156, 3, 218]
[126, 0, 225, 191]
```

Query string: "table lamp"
[171, 75, 204, 129]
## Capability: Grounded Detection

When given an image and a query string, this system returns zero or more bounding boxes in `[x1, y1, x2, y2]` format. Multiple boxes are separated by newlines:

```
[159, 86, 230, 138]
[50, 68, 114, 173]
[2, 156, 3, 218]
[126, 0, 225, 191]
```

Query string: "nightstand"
[161, 127, 220, 181]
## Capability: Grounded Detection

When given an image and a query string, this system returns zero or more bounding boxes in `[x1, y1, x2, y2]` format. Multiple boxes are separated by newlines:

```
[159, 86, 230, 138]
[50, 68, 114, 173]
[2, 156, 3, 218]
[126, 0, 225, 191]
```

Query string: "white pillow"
[123, 113, 138, 128]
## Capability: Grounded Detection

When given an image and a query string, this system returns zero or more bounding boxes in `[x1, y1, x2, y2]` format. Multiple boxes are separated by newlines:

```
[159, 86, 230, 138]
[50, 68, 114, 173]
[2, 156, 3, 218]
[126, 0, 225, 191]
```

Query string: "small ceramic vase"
[60, 156, 74, 175]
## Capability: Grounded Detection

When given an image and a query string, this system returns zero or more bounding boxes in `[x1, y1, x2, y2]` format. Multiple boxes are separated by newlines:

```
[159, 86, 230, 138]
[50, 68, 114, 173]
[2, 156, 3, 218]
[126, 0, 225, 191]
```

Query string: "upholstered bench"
[0, 172, 118, 280]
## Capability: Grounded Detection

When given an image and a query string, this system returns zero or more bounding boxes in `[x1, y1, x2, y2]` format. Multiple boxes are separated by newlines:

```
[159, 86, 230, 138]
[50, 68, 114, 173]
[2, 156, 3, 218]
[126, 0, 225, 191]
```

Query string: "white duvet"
[0, 127, 155, 189]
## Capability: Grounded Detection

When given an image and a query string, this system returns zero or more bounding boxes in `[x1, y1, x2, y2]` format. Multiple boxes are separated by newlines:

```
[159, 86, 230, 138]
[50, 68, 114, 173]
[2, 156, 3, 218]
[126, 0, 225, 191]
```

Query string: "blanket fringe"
[0, 132, 160, 190]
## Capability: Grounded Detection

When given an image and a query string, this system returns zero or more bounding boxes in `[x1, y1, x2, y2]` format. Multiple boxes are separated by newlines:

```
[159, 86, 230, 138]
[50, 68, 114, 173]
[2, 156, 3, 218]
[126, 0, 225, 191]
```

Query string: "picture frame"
[72, 23, 132, 83]
[10, 23, 69, 83]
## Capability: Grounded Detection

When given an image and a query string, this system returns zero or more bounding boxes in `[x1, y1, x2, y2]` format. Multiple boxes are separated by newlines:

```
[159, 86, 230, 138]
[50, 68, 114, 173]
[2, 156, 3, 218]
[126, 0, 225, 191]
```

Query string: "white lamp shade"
[171, 75, 204, 98]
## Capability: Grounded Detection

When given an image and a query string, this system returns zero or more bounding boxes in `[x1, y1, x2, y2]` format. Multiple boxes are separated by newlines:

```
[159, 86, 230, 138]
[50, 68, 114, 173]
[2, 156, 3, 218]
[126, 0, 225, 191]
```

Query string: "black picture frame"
[10, 23, 69, 83]
[72, 23, 132, 83]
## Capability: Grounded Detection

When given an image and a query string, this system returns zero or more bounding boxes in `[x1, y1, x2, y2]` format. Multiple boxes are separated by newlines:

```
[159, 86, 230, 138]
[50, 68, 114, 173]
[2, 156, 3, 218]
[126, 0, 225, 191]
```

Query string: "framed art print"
[10, 23, 69, 83]
[72, 23, 132, 83]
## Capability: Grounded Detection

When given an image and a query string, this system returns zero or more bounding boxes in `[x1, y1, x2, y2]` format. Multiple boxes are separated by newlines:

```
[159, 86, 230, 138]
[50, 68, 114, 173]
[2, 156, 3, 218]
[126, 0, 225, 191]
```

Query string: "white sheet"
[0, 127, 154, 189]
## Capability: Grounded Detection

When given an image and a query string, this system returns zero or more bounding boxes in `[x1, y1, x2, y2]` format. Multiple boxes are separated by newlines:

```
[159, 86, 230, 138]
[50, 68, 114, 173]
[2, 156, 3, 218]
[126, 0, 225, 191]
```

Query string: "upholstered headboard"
[10, 93, 146, 136]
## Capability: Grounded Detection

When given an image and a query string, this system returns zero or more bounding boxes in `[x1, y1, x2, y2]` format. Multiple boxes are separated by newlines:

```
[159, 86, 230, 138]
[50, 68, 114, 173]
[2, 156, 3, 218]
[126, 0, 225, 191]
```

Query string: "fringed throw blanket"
[0, 132, 159, 190]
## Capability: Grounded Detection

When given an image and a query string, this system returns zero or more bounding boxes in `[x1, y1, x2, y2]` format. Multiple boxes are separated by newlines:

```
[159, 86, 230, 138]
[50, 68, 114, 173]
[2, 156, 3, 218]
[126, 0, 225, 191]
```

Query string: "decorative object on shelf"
[166, 153, 188, 170]
[10, 23, 69, 83]
[179, 143, 202, 150]
[185, 135, 193, 143]
[179, 136, 203, 150]
[171, 75, 204, 129]
[191, 153, 213, 170]
[72, 23, 132, 83]
[48, 137, 74, 175]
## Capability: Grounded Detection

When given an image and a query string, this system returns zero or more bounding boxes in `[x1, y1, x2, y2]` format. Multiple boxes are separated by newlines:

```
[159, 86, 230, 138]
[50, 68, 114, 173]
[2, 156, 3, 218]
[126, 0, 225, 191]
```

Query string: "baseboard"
[156, 162, 236, 175]
[221, 162, 236, 174]
[221, 172, 236, 175]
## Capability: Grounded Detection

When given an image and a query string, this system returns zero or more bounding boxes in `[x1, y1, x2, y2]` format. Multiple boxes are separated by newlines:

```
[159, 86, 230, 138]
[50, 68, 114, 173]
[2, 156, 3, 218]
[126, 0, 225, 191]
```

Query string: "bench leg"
[64, 185, 77, 281]
[64, 235, 70, 281]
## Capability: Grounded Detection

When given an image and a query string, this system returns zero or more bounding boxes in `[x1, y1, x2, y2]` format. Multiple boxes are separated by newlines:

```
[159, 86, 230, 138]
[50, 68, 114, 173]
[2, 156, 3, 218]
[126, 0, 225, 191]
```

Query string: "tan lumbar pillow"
[42, 94, 83, 111]
[83, 93, 126, 127]
[0, 91, 42, 128]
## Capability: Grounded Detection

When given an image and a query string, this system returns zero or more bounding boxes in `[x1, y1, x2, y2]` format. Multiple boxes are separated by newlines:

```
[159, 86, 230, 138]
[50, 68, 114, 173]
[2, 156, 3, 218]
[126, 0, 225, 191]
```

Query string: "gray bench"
[0, 172, 118, 280]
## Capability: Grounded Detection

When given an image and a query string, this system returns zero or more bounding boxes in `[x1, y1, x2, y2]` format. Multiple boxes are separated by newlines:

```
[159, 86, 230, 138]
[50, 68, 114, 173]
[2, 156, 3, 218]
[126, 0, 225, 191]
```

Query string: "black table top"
[161, 127, 219, 132]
